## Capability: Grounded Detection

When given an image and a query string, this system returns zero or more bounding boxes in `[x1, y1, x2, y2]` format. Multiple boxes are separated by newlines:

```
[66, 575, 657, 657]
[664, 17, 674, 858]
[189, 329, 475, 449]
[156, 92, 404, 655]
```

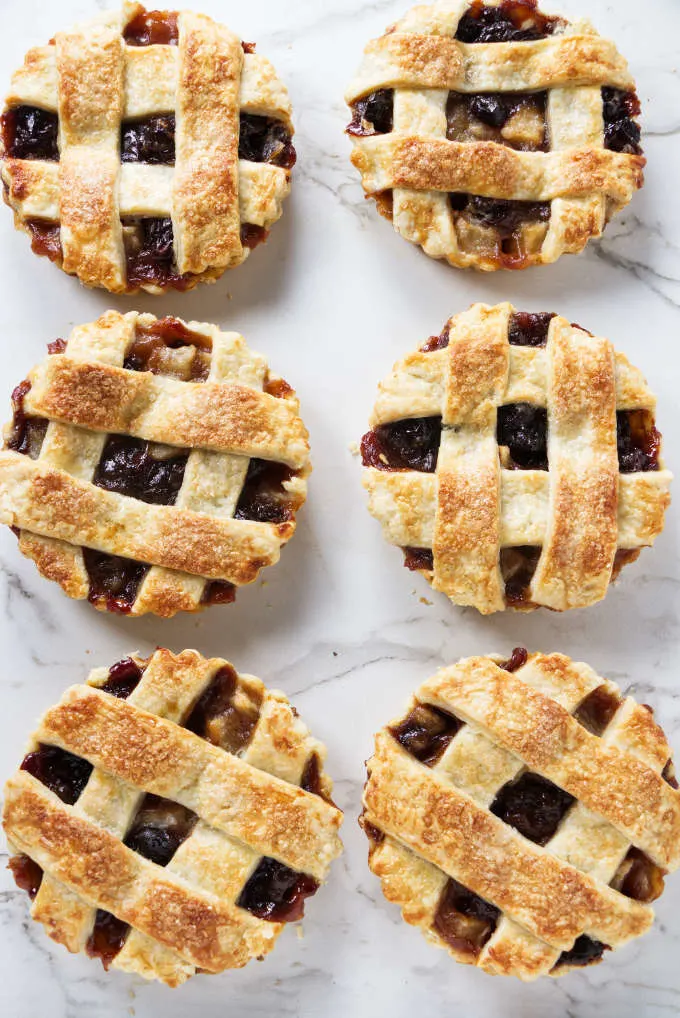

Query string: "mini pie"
[0, 311, 310, 617]
[345, 0, 644, 271]
[361, 649, 680, 979]
[4, 648, 343, 986]
[0, 3, 295, 293]
[361, 303, 671, 613]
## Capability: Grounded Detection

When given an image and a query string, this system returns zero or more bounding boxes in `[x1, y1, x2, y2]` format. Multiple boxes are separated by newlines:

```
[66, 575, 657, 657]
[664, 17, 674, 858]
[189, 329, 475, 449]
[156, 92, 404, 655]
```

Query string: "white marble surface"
[1, 0, 679, 1015]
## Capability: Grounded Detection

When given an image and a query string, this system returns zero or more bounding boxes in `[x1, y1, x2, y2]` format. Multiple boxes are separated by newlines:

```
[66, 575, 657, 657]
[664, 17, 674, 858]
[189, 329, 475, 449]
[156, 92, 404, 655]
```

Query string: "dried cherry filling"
[26, 220, 63, 263]
[554, 935, 608, 970]
[403, 547, 434, 572]
[6, 381, 48, 459]
[433, 877, 500, 956]
[361, 417, 441, 473]
[94, 435, 188, 506]
[390, 703, 464, 766]
[499, 647, 528, 673]
[501, 546, 541, 605]
[347, 89, 394, 136]
[455, 1, 562, 43]
[611, 847, 665, 904]
[446, 91, 547, 151]
[662, 759, 679, 789]
[617, 410, 660, 473]
[185, 664, 262, 753]
[490, 772, 574, 845]
[508, 311, 554, 346]
[2, 105, 59, 161]
[86, 910, 130, 969]
[124, 793, 198, 867]
[234, 459, 296, 524]
[449, 194, 551, 235]
[124, 318, 212, 380]
[83, 549, 149, 614]
[300, 753, 324, 798]
[602, 87, 642, 155]
[239, 114, 296, 169]
[121, 114, 175, 165]
[123, 10, 179, 46]
[201, 580, 237, 606]
[99, 657, 145, 700]
[237, 857, 319, 922]
[9, 854, 44, 900]
[573, 686, 622, 736]
[421, 323, 451, 352]
[123, 217, 191, 290]
[21, 744, 93, 805]
[497, 404, 548, 470]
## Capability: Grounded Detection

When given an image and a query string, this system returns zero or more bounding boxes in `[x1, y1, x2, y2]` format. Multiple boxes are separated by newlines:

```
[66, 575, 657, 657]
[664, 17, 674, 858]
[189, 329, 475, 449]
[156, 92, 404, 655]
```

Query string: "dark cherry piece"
[9, 855, 43, 900]
[124, 217, 191, 291]
[390, 703, 463, 766]
[121, 115, 175, 164]
[497, 404, 548, 470]
[554, 935, 608, 970]
[490, 772, 574, 845]
[617, 411, 660, 473]
[614, 847, 665, 904]
[449, 194, 551, 235]
[501, 546, 541, 605]
[83, 549, 149, 614]
[27, 220, 63, 263]
[5, 381, 47, 459]
[186, 664, 261, 753]
[574, 686, 621, 737]
[508, 311, 554, 347]
[602, 87, 642, 155]
[264, 376, 294, 399]
[662, 759, 679, 789]
[99, 657, 144, 700]
[93, 435, 188, 506]
[47, 338, 67, 355]
[455, 1, 562, 43]
[347, 89, 394, 136]
[201, 580, 237, 606]
[239, 114, 296, 169]
[421, 324, 451, 352]
[403, 547, 435, 572]
[234, 459, 295, 524]
[86, 910, 130, 969]
[360, 814, 385, 846]
[2, 105, 59, 160]
[433, 878, 500, 955]
[239, 224, 268, 251]
[123, 10, 179, 46]
[21, 745, 93, 805]
[124, 794, 198, 867]
[300, 754, 323, 797]
[499, 647, 528, 673]
[237, 857, 319, 922]
[361, 418, 441, 473]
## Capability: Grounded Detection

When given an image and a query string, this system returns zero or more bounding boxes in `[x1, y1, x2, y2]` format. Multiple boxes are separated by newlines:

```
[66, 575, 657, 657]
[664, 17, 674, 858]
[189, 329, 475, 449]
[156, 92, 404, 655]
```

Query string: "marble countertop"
[1, 1, 680, 1015]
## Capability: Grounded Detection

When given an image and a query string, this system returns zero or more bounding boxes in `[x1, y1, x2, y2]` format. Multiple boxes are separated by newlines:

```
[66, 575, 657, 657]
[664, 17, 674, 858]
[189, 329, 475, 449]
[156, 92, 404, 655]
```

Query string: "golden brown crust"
[0, 5, 294, 293]
[3, 648, 343, 986]
[27, 358, 309, 468]
[362, 652, 680, 980]
[173, 13, 243, 274]
[362, 303, 672, 614]
[345, 3, 644, 270]
[0, 311, 311, 617]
